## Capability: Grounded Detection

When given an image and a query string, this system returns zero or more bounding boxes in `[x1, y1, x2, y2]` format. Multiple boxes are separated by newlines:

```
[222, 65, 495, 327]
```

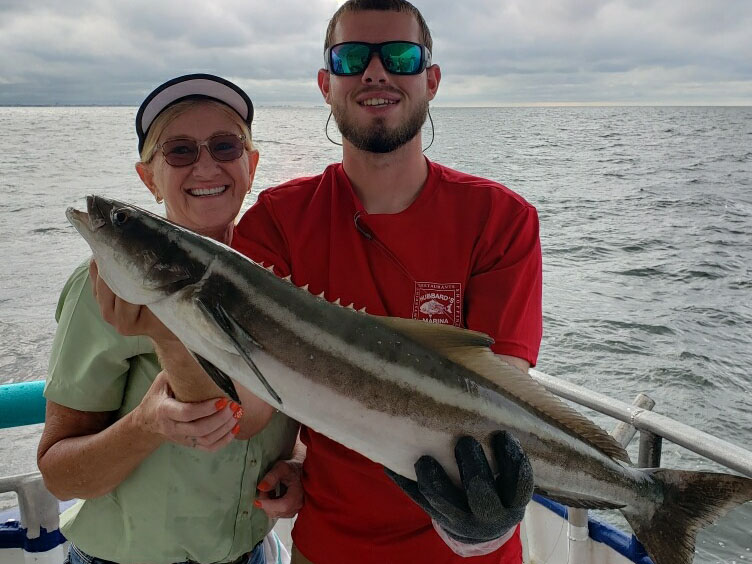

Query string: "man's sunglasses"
[155, 134, 246, 167]
[324, 41, 432, 76]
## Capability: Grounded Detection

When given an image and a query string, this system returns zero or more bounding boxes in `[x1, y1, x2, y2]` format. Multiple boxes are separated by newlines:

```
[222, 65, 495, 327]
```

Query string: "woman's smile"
[185, 185, 230, 197]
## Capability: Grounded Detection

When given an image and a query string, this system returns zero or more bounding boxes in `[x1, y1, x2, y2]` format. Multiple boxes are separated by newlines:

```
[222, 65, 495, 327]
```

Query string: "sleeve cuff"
[431, 520, 517, 557]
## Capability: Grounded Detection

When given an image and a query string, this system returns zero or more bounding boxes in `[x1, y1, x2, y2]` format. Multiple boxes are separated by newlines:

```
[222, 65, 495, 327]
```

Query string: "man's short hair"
[324, 0, 433, 52]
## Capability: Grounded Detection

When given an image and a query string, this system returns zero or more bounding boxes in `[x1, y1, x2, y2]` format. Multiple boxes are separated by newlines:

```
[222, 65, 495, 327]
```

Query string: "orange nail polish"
[231, 424, 240, 435]
[257, 480, 272, 492]
[233, 407, 244, 420]
[215, 398, 228, 410]
[230, 402, 240, 413]
[253, 499, 262, 508]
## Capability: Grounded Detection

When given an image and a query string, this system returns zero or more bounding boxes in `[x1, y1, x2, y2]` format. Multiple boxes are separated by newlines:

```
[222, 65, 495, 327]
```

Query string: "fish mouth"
[65, 195, 111, 234]
[65, 206, 87, 227]
[86, 194, 108, 230]
[66, 196, 123, 248]
[65, 207, 95, 237]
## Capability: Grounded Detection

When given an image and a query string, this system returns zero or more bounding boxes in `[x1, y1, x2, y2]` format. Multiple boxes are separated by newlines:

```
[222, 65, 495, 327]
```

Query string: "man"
[91, 1, 542, 561]
[234, 1, 543, 562]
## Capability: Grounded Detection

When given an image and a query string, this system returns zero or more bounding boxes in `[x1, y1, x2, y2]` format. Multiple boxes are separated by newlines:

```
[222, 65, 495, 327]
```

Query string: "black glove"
[385, 431, 534, 544]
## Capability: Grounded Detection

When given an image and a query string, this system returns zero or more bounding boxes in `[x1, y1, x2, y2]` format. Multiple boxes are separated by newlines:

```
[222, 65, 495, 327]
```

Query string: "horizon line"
[2, 102, 751, 108]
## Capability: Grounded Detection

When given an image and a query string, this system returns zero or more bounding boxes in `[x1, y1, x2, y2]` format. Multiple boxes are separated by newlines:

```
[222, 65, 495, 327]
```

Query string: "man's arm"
[497, 354, 530, 374]
[389, 202, 542, 555]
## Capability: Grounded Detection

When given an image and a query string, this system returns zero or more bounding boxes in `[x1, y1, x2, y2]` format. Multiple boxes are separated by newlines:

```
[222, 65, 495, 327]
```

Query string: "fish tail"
[622, 469, 752, 564]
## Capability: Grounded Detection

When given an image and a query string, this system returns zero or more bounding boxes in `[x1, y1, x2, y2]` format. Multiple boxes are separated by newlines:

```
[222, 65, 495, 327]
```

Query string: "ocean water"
[0, 105, 750, 562]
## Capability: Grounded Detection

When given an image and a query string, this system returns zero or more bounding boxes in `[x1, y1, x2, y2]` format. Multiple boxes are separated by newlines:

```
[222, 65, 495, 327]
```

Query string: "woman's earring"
[155, 195, 163, 204]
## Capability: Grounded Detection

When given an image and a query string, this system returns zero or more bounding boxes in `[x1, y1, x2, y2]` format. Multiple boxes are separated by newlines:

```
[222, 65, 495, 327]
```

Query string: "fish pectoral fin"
[535, 489, 625, 510]
[143, 262, 193, 289]
[195, 298, 282, 406]
[195, 297, 263, 349]
[192, 352, 241, 404]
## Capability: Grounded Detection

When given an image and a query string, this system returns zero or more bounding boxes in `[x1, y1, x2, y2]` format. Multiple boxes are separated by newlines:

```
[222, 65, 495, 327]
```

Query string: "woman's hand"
[254, 459, 304, 518]
[89, 260, 174, 342]
[134, 371, 243, 452]
[89, 259, 234, 403]
[37, 373, 241, 500]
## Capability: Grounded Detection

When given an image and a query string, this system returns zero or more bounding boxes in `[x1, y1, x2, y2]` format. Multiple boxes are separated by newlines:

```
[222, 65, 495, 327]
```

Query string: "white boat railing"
[2, 372, 752, 564]
[529, 369, 752, 477]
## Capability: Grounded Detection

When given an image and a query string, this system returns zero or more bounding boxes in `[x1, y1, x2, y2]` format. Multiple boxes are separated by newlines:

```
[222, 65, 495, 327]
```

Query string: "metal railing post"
[567, 392, 656, 563]
[567, 507, 589, 562]
[610, 393, 655, 448]
[638, 432, 663, 468]
[0, 472, 60, 539]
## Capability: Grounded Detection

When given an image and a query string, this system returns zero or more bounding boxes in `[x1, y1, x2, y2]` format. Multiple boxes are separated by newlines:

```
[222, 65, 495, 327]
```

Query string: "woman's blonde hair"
[139, 98, 254, 163]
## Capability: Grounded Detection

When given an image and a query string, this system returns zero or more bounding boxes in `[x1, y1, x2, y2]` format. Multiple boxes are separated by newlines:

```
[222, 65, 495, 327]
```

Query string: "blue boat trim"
[0, 499, 77, 524]
[0, 521, 65, 552]
[532, 494, 653, 564]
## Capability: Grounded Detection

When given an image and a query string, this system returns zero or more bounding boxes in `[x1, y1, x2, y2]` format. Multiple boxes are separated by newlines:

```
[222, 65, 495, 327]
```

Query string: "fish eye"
[111, 208, 130, 225]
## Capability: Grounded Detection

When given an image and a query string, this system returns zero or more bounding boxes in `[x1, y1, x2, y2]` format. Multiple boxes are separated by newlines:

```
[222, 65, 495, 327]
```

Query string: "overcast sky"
[1, 0, 751, 106]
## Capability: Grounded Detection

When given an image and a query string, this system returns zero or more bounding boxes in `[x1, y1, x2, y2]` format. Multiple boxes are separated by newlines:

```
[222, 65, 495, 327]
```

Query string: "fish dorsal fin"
[378, 316, 630, 464]
[378, 316, 495, 349]
[459, 347, 631, 463]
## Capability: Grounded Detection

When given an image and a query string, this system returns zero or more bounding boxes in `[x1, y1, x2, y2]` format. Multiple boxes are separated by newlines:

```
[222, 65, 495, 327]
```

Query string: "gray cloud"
[428, 0, 752, 104]
[1, 0, 750, 105]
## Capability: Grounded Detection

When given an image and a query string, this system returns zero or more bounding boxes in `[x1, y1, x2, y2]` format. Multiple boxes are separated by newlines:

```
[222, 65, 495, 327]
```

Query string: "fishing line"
[541, 519, 567, 564]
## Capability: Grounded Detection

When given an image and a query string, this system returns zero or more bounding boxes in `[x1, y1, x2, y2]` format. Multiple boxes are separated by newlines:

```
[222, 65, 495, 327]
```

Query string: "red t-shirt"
[233, 160, 542, 564]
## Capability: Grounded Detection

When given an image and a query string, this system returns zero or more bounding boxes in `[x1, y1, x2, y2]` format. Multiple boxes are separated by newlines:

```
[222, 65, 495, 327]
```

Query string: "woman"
[37, 74, 300, 564]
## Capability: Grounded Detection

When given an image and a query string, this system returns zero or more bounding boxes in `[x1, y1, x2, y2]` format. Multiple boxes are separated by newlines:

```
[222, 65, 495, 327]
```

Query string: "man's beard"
[332, 98, 429, 154]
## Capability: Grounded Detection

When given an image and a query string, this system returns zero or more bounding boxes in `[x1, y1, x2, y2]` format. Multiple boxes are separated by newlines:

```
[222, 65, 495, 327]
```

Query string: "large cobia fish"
[68, 195, 752, 564]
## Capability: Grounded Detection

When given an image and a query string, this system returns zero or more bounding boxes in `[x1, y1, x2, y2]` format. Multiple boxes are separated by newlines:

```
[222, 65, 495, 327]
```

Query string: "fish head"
[66, 195, 206, 305]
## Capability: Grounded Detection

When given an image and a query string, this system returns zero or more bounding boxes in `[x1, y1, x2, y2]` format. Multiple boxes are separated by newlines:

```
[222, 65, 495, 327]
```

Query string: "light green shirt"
[45, 262, 298, 564]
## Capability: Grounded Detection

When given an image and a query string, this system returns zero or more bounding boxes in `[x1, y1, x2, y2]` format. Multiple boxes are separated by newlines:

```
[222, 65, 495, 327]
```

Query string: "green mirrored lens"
[328, 42, 425, 76]
[332, 44, 371, 75]
[380, 42, 423, 74]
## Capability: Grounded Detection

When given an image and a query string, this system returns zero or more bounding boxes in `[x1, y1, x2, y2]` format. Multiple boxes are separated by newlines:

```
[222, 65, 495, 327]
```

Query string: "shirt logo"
[412, 282, 462, 326]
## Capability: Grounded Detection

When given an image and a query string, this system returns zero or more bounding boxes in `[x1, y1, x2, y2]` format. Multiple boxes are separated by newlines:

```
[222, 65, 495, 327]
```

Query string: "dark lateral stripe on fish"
[236, 274, 631, 465]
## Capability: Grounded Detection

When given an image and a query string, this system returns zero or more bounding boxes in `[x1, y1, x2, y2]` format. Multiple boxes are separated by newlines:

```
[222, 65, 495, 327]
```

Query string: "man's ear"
[426, 64, 441, 102]
[318, 69, 332, 104]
